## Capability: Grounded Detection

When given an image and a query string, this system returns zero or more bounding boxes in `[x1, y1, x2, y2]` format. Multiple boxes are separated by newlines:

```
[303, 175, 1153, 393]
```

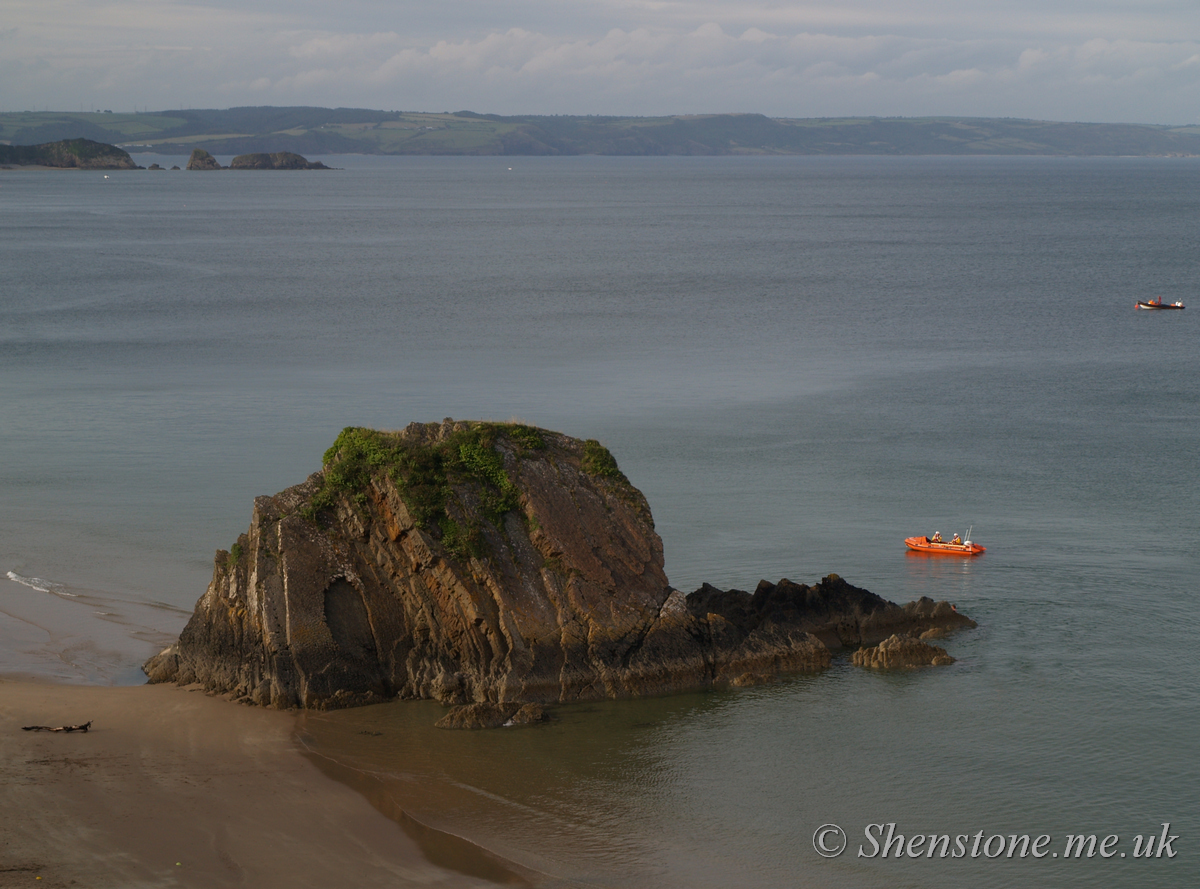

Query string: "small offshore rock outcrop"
[145, 421, 976, 712]
[852, 633, 956, 668]
[186, 148, 223, 170]
[229, 151, 330, 170]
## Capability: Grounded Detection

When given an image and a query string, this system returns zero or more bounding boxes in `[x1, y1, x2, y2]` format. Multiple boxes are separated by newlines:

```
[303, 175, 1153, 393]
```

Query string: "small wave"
[5, 571, 76, 596]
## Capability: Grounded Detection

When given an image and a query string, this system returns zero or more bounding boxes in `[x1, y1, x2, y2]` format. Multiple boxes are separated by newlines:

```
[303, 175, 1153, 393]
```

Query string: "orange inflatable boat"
[904, 535, 985, 556]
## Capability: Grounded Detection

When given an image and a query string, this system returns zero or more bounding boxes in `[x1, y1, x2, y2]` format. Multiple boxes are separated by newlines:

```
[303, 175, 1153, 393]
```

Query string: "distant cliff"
[145, 421, 975, 710]
[0, 138, 138, 169]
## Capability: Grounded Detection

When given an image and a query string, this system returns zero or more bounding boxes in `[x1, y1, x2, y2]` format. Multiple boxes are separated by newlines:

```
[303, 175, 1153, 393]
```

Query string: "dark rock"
[147, 421, 975, 715]
[170, 165, 181, 170]
[186, 149, 222, 170]
[147, 163, 163, 170]
[852, 633, 956, 668]
[682, 576, 974, 650]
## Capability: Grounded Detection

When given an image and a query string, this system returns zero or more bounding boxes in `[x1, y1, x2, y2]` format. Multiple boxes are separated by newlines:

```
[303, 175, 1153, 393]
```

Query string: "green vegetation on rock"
[304, 422, 548, 560]
[581, 439, 627, 482]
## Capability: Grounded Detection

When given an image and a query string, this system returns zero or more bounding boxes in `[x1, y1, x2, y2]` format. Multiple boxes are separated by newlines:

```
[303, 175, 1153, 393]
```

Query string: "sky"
[3, 1, 1200, 124]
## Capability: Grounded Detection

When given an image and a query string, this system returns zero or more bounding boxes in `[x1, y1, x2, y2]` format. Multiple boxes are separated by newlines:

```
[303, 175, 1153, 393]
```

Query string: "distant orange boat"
[905, 534, 985, 556]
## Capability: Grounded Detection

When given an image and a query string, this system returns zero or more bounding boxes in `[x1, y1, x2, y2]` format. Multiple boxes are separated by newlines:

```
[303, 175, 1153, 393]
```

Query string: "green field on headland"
[3, 107, 1200, 156]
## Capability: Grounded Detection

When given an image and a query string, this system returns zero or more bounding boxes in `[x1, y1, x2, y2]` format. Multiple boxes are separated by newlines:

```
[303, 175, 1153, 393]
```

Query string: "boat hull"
[904, 536, 985, 556]
[1135, 301, 1185, 310]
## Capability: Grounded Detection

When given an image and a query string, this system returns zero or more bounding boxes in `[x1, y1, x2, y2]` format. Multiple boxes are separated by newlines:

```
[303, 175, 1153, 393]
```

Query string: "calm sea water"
[1, 155, 1196, 887]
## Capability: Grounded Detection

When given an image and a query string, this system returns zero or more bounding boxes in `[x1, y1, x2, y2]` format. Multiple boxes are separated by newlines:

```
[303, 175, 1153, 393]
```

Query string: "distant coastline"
[0, 139, 331, 171]
[2, 108, 1199, 157]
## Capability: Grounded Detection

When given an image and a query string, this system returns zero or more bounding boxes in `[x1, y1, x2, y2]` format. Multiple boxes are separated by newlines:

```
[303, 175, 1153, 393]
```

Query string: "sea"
[1, 154, 1196, 888]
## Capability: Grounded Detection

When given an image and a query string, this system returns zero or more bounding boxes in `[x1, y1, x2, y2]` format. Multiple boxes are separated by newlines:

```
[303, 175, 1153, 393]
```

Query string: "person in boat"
[951, 533, 962, 545]
[931, 531, 942, 543]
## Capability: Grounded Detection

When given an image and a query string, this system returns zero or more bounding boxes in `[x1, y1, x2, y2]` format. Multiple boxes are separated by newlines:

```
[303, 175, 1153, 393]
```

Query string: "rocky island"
[186, 148, 330, 170]
[145, 421, 975, 718]
[229, 151, 331, 169]
[186, 148, 223, 170]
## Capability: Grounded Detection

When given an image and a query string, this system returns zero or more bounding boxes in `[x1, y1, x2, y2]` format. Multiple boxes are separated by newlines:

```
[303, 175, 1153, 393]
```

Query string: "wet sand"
[0, 679, 532, 888]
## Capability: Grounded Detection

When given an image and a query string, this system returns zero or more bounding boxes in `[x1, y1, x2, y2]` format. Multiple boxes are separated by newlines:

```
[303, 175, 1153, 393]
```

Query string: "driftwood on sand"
[21, 721, 92, 733]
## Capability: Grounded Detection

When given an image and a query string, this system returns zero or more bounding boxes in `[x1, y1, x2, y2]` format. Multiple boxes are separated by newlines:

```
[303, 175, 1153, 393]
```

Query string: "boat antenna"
[965, 525, 973, 545]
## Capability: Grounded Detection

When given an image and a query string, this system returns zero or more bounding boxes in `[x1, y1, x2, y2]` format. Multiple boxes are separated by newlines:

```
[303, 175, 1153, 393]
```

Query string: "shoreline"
[0, 677, 537, 888]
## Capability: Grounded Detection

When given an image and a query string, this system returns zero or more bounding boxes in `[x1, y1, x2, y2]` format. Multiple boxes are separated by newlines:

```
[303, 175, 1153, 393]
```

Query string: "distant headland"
[0, 139, 331, 171]
[0, 138, 139, 169]
[2, 108, 1199, 156]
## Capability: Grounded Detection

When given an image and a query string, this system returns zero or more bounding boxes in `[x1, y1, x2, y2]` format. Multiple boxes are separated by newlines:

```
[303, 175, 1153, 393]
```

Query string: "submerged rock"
[507, 702, 549, 725]
[852, 633, 956, 668]
[434, 702, 519, 730]
[146, 420, 975, 713]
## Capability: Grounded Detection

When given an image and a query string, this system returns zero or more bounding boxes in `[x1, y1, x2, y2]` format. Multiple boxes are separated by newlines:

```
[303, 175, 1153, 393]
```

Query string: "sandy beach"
[0, 678, 532, 888]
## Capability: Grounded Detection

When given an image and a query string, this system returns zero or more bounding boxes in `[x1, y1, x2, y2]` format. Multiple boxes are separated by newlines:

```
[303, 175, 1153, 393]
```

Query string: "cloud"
[3, 0, 1200, 123]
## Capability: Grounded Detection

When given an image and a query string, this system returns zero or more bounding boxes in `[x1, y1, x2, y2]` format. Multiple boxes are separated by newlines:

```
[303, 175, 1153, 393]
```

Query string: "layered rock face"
[145, 421, 976, 710]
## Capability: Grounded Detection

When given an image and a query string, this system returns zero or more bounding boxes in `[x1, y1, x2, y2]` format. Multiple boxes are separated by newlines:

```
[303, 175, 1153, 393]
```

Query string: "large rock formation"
[229, 151, 330, 170]
[145, 421, 976, 710]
